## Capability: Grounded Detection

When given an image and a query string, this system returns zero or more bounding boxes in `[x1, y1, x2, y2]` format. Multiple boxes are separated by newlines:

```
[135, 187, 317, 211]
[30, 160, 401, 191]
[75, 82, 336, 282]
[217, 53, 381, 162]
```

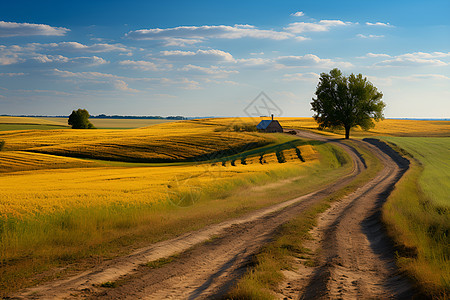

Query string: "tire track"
[278, 137, 416, 299]
[16, 131, 403, 300]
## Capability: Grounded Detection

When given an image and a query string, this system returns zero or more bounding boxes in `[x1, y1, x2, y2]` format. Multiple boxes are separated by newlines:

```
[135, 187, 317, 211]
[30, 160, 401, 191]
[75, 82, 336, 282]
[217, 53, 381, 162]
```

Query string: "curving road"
[16, 131, 415, 299]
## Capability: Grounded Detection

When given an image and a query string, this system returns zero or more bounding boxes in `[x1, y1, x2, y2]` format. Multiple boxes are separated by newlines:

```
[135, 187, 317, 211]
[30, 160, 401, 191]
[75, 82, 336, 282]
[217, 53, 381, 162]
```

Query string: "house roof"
[256, 120, 282, 130]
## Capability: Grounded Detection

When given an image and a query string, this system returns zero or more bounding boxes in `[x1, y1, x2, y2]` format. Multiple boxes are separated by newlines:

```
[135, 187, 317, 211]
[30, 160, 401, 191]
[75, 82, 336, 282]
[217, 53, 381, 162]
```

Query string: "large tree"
[311, 68, 385, 139]
[68, 109, 95, 129]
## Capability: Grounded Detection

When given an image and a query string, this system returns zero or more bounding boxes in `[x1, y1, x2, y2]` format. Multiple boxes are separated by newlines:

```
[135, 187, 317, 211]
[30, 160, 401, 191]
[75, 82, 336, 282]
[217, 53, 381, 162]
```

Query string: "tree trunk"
[345, 126, 350, 139]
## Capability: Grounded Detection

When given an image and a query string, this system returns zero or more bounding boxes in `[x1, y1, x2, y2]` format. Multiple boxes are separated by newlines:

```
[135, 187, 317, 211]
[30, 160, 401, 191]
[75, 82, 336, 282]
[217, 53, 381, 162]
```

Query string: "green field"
[381, 137, 449, 297]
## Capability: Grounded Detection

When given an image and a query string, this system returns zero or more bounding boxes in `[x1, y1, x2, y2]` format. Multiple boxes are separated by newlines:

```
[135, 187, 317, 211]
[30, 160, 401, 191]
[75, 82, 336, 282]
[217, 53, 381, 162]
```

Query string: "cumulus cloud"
[283, 72, 320, 81]
[366, 22, 393, 27]
[161, 49, 235, 62]
[161, 38, 203, 47]
[30, 54, 108, 66]
[126, 24, 293, 42]
[376, 57, 447, 67]
[399, 51, 450, 59]
[357, 34, 384, 38]
[119, 60, 159, 71]
[179, 64, 239, 76]
[365, 53, 391, 58]
[275, 54, 353, 68]
[51, 69, 200, 91]
[291, 11, 305, 17]
[0, 44, 110, 66]
[29, 42, 129, 53]
[113, 80, 138, 92]
[0, 21, 69, 37]
[236, 57, 272, 67]
[374, 52, 450, 67]
[285, 20, 353, 34]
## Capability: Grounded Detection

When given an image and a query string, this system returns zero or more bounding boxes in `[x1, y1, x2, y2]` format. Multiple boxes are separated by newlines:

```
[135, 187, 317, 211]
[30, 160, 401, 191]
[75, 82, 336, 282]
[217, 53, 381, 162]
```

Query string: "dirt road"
[278, 137, 415, 299]
[16, 132, 414, 299]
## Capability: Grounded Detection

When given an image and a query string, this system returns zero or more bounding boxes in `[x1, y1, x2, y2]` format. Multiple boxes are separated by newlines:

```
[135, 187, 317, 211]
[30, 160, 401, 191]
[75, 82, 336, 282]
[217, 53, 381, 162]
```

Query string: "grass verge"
[227, 140, 383, 299]
[381, 137, 449, 298]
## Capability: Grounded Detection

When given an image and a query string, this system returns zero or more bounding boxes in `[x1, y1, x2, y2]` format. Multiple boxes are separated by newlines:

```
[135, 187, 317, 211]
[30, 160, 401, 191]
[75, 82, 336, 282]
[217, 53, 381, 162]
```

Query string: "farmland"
[0, 116, 174, 130]
[0, 117, 350, 295]
[278, 117, 450, 137]
[0, 116, 449, 297]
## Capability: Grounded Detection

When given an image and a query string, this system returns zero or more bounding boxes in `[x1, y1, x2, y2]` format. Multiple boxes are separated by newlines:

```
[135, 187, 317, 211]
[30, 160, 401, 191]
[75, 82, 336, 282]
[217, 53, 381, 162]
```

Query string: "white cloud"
[357, 34, 384, 39]
[275, 54, 353, 68]
[283, 72, 320, 81]
[0, 44, 110, 66]
[0, 55, 21, 65]
[119, 60, 159, 71]
[406, 74, 450, 81]
[291, 11, 305, 17]
[32, 54, 69, 63]
[375, 52, 450, 67]
[0, 72, 26, 76]
[70, 56, 108, 66]
[29, 42, 129, 53]
[0, 21, 69, 37]
[126, 24, 293, 41]
[51, 69, 200, 91]
[162, 38, 203, 47]
[376, 57, 447, 67]
[0, 45, 22, 65]
[236, 57, 272, 67]
[31, 54, 108, 66]
[366, 22, 393, 27]
[285, 20, 353, 34]
[398, 51, 450, 59]
[113, 80, 138, 92]
[161, 49, 235, 62]
[179, 64, 238, 76]
[368, 74, 450, 86]
[295, 36, 310, 41]
[365, 53, 391, 58]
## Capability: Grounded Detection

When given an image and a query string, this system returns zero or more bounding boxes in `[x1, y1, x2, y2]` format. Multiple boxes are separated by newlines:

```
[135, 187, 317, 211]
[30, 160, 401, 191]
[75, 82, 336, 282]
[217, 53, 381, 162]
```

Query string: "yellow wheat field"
[0, 157, 319, 220]
[0, 119, 273, 162]
[276, 117, 450, 137]
[0, 116, 67, 126]
[0, 151, 100, 173]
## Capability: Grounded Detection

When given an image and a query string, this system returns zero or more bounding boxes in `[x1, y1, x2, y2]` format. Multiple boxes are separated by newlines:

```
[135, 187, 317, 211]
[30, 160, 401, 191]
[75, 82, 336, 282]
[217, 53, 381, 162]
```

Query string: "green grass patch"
[99, 281, 117, 288]
[381, 137, 449, 298]
[228, 140, 383, 299]
[145, 255, 178, 269]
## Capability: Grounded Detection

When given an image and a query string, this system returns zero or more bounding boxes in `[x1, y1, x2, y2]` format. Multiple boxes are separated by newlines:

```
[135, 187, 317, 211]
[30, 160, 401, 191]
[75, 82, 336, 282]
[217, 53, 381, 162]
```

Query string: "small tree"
[311, 68, 385, 139]
[68, 109, 95, 129]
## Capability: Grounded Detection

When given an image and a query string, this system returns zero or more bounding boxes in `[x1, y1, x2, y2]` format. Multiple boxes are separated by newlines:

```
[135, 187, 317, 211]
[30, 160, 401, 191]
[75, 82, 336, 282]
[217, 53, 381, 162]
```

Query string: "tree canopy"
[311, 68, 385, 139]
[68, 109, 95, 129]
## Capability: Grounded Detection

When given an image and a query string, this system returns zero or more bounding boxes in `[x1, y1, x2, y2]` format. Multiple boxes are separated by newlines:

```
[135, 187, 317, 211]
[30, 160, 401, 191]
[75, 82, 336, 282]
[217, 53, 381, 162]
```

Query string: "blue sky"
[0, 0, 449, 118]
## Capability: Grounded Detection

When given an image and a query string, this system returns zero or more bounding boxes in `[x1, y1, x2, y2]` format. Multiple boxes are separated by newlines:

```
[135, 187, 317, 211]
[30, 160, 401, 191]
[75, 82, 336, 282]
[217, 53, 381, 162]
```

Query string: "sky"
[0, 0, 449, 118]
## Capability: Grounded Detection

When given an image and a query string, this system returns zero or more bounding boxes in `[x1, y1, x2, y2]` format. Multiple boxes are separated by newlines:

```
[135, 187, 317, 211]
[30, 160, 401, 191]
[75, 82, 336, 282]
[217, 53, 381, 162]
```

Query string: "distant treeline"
[1, 114, 188, 120]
